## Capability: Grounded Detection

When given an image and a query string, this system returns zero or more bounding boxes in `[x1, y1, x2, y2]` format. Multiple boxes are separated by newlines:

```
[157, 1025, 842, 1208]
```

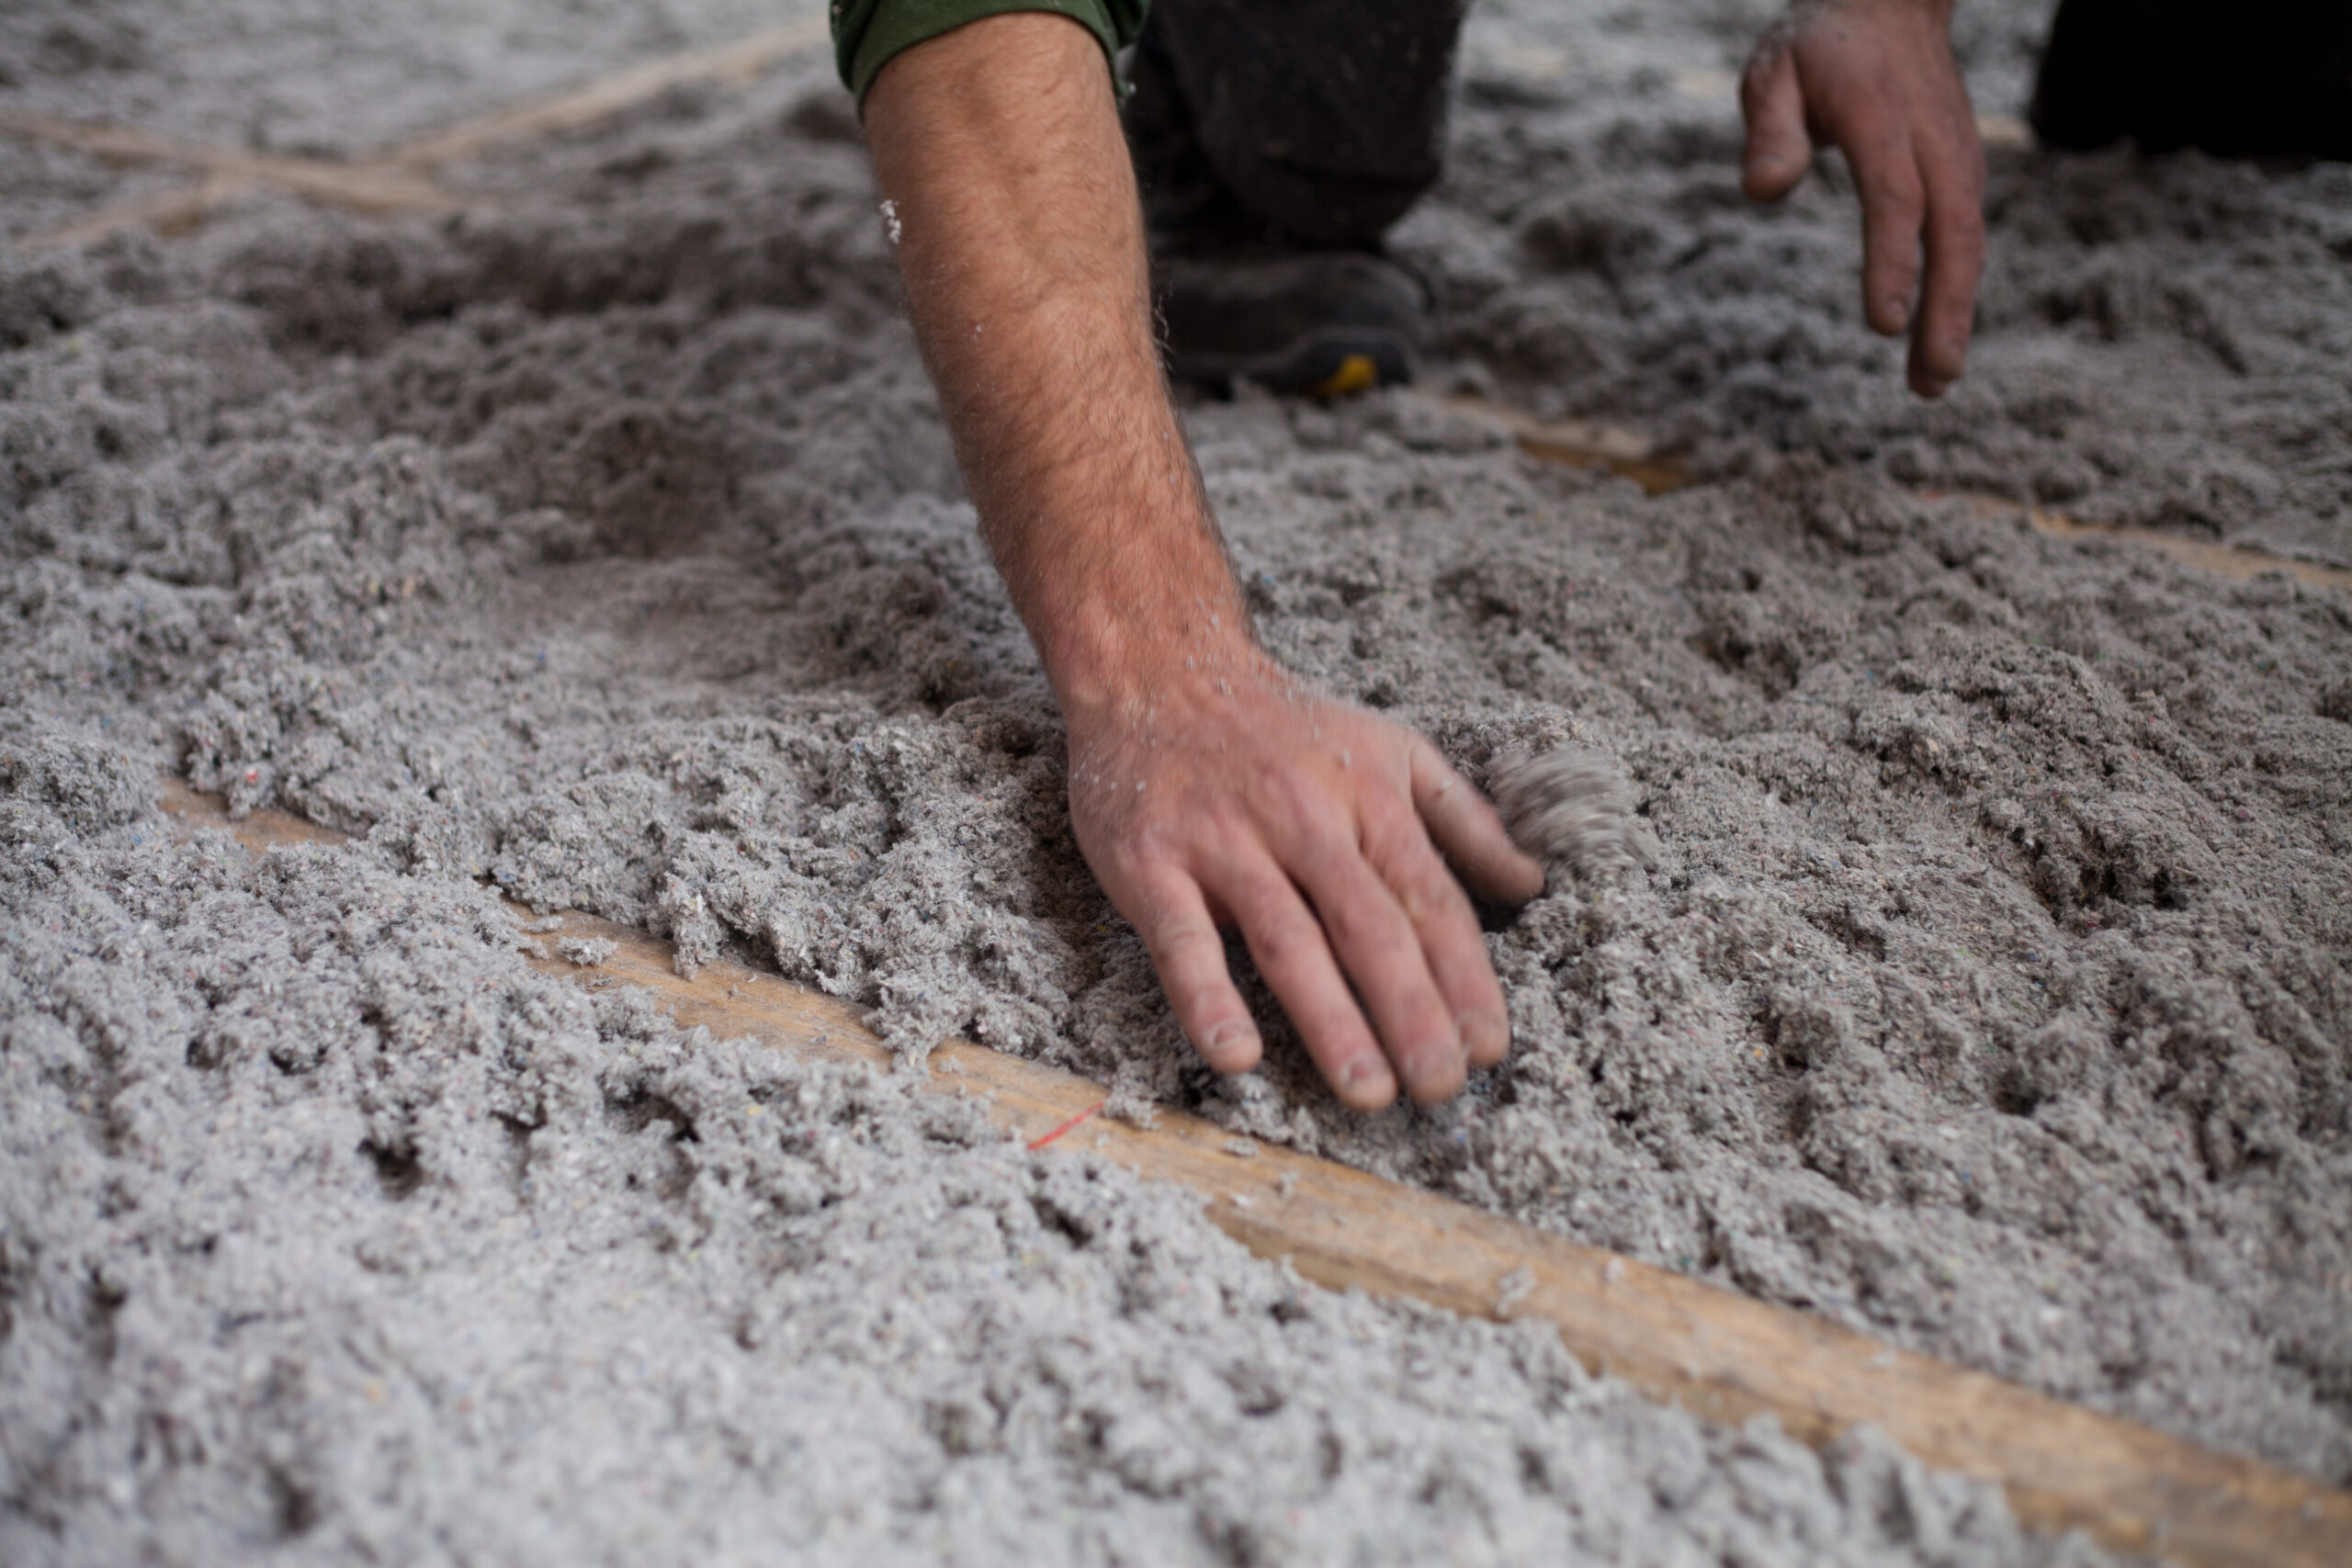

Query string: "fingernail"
[1401, 1043, 1466, 1104]
[1884, 297, 1911, 331]
[1205, 1020, 1258, 1057]
[1341, 1056, 1390, 1093]
[1460, 1010, 1509, 1061]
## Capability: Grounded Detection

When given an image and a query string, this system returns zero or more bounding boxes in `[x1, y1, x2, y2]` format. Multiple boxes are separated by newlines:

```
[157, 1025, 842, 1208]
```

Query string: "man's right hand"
[862, 13, 1541, 1107]
[1068, 648, 1542, 1111]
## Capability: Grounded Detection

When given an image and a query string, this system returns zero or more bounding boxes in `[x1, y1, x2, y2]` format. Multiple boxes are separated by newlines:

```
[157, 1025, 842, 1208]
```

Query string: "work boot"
[1125, 6, 1446, 395]
[1151, 233, 1428, 396]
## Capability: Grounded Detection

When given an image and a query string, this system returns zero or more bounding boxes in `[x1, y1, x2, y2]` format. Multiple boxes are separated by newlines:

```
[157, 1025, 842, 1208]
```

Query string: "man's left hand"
[1741, 0, 1985, 398]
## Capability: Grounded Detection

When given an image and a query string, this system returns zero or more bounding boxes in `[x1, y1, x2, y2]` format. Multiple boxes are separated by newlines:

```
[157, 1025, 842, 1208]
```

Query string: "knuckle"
[1363, 827, 1448, 911]
[1869, 247, 1921, 292]
[1367, 798, 1448, 873]
[1879, 186, 1927, 229]
[1365, 820, 1442, 898]
[1175, 983, 1236, 1028]
[1316, 897, 1386, 959]
[1146, 918, 1212, 967]
[1102, 828, 1180, 883]
[1248, 908, 1318, 976]
[1858, 156, 1924, 212]
[1359, 790, 1422, 852]
[1396, 864, 1469, 930]
[1272, 770, 1343, 843]
[1408, 741, 1456, 800]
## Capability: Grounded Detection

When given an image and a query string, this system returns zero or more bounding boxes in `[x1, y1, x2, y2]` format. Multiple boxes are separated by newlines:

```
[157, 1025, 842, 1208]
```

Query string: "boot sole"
[1167, 331, 1415, 396]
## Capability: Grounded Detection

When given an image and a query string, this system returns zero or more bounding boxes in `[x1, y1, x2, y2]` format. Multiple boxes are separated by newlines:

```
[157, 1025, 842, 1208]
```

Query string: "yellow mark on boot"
[1311, 355, 1379, 397]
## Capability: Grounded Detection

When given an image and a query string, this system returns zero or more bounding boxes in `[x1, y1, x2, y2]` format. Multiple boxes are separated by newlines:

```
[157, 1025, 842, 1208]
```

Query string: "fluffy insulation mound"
[2, 0, 2346, 1559]
[6, 731, 2095, 1566]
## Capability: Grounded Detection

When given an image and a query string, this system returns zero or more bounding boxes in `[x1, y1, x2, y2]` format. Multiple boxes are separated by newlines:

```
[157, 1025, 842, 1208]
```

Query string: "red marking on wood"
[1026, 1100, 1106, 1151]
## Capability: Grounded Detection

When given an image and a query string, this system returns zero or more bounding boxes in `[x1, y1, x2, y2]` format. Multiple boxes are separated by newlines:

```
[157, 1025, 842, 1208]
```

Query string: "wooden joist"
[1443, 395, 2352, 592]
[157, 779, 2352, 1568]
[0, 108, 450, 220]
[2, 15, 831, 249]
[386, 17, 831, 171]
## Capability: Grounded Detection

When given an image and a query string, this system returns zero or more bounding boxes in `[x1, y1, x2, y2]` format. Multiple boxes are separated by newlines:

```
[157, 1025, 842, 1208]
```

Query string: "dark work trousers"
[1126, 0, 2351, 260]
[1125, 0, 1474, 250]
[2031, 0, 2352, 159]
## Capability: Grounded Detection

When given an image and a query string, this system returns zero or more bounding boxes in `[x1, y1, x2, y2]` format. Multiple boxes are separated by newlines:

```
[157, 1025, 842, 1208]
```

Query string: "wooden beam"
[1442, 394, 2352, 592]
[386, 17, 831, 171]
[0, 110, 450, 216]
[2010, 502, 2352, 592]
[5, 14, 831, 249]
[19, 174, 257, 251]
[154, 778, 2352, 1568]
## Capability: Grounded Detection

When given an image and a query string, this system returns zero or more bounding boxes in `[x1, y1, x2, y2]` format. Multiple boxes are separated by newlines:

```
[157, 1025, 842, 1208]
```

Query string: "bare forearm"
[858, 16, 1542, 1110]
[862, 14, 1250, 716]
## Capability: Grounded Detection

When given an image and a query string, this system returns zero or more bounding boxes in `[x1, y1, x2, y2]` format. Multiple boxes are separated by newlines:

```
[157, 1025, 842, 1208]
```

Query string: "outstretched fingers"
[1133, 867, 1261, 1074]
[1085, 714, 1539, 1110]
[1207, 852, 1401, 1111]
[1410, 740, 1545, 906]
[1844, 119, 1928, 341]
[1907, 123, 1984, 397]
[1739, 40, 1813, 203]
[1362, 798, 1516, 1070]
[1286, 832, 1468, 1104]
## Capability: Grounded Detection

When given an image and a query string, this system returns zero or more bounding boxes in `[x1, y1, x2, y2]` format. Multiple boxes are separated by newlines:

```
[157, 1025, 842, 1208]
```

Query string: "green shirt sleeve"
[831, 0, 1149, 105]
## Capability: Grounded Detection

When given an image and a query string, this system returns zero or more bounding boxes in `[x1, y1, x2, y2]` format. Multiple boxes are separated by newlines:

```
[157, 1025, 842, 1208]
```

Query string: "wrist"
[1039, 591, 1269, 724]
